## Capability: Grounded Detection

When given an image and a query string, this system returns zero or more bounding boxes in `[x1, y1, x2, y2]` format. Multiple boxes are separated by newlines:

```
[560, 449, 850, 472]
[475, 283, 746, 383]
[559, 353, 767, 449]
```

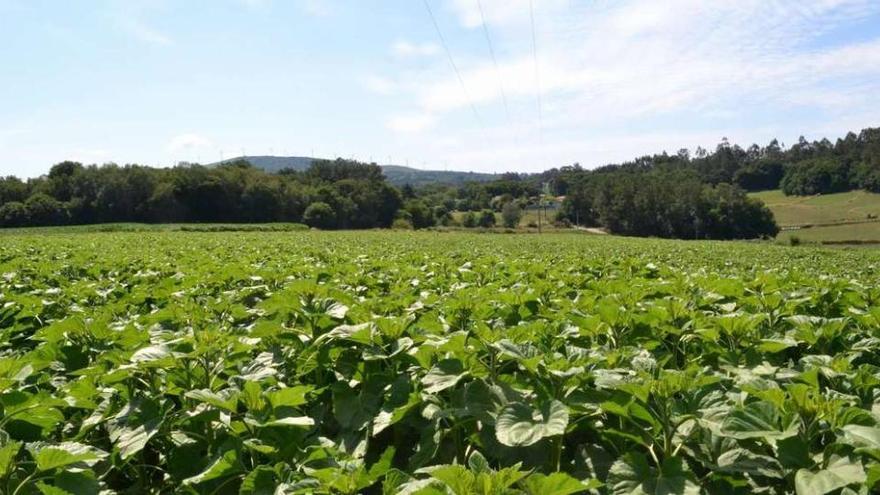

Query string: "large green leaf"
[608, 454, 700, 495]
[421, 359, 468, 394]
[720, 400, 796, 441]
[840, 425, 880, 458]
[182, 449, 242, 486]
[29, 442, 106, 472]
[495, 400, 568, 447]
[794, 456, 867, 495]
[520, 472, 601, 495]
[239, 465, 277, 495]
[109, 419, 160, 460]
[0, 440, 21, 478]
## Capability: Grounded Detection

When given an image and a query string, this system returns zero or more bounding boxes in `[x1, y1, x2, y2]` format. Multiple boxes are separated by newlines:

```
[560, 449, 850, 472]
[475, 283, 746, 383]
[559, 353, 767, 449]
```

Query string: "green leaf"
[716, 448, 784, 479]
[840, 425, 880, 452]
[720, 400, 796, 441]
[261, 416, 315, 428]
[421, 359, 467, 394]
[520, 472, 600, 495]
[468, 450, 491, 474]
[495, 400, 568, 447]
[267, 385, 313, 410]
[0, 440, 21, 478]
[608, 454, 699, 495]
[129, 345, 172, 364]
[29, 443, 105, 472]
[44, 470, 100, 495]
[183, 449, 242, 486]
[109, 419, 160, 460]
[795, 456, 867, 495]
[185, 389, 239, 413]
[239, 465, 276, 495]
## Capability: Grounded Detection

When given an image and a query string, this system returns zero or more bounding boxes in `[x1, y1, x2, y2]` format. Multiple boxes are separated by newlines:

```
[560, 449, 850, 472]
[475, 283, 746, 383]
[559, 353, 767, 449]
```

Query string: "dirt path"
[574, 226, 608, 235]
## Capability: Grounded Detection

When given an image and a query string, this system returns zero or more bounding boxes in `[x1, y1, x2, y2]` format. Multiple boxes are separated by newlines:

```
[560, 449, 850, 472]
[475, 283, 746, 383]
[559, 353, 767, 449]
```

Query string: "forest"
[2, 126, 879, 239]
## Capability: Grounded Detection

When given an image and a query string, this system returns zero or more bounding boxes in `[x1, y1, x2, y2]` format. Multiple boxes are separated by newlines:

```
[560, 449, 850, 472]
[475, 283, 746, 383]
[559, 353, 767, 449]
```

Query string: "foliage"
[302, 201, 337, 229]
[478, 209, 496, 228]
[501, 202, 523, 228]
[781, 158, 851, 196]
[0, 231, 879, 493]
[0, 159, 401, 230]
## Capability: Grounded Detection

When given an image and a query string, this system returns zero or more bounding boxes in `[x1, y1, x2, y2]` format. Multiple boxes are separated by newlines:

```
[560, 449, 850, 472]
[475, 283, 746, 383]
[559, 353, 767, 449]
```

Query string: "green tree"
[25, 193, 67, 226]
[302, 202, 337, 229]
[461, 211, 477, 228]
[478, 209, 496, 228]
[501, 202, 522, 228]
[404, 200, 435, 229]
[0, 201, 28, 227]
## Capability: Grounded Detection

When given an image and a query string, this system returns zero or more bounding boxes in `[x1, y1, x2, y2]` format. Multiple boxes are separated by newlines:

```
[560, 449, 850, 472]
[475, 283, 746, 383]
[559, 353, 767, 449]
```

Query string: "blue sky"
[2, 0, 880, 178]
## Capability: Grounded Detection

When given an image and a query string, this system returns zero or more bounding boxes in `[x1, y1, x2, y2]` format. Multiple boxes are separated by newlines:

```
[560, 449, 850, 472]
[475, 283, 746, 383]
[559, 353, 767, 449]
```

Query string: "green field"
[751, 189, 880, 226]
[1, 231, 879, 493]
[751, 189, 880, 244]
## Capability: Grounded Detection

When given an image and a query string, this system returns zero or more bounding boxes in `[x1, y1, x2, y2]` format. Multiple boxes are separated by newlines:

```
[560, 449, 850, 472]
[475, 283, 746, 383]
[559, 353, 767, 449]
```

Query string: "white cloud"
[167, 133, 213, 153]
[373, 0, 880, 171]
[387, 114, 435, 133]
[392, 40, 440, 58]
[407, 0, 880, 124]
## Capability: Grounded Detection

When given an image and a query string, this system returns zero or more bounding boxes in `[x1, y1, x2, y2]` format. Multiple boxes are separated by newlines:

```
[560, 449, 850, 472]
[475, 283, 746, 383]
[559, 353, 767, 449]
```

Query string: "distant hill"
[218, 156, 497, 187]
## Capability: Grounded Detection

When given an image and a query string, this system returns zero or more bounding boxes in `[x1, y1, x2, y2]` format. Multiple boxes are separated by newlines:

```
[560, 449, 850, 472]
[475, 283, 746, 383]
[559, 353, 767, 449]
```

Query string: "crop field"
[1, 231, 879, 494]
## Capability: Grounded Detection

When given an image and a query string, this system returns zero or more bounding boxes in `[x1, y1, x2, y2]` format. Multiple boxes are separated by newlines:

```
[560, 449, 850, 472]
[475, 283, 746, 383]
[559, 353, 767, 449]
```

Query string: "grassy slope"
[751, 189, 880, 243]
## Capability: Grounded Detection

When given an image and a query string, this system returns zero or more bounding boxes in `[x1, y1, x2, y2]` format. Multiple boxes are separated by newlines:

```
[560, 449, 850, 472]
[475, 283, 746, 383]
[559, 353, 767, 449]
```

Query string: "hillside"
[220, 155, 497, 186]
[750, 189, 880, 243]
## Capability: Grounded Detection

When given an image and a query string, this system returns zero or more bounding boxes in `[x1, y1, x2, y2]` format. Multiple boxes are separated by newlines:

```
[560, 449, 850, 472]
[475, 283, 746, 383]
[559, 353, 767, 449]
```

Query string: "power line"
[476, 0, 511, 124]
[422, 0, 486, 134]
[528, 0, 543, 147]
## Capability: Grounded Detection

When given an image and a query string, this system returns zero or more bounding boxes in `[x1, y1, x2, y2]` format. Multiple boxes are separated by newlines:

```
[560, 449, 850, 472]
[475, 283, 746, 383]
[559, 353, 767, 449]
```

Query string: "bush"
[0, 201, 28, 227]
[404, 200, 435, 229]
[461, 211, 477, 228]
[25, 193, 67, 226]
[501, 202, 523, 228]
[302, 202, 337, 229]
[391, 218, 414, 230]
[478, 209, 496, 228]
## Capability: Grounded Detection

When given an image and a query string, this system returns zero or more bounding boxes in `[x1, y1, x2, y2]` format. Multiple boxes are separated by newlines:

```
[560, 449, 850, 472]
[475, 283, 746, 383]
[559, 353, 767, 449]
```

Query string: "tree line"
[407, 126, 880, 239]
[0, 159, 402, 229]
[4, 126, 877, 238]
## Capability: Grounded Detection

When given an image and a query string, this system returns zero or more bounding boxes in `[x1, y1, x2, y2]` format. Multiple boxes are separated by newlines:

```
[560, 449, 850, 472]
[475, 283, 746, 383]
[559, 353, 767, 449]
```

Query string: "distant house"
[525, 195, 566, 210]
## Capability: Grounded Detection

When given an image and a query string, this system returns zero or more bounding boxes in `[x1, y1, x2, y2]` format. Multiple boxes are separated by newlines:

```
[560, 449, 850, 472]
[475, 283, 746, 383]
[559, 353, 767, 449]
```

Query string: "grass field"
[751, 189, 880, 244]
[1, 230, 879, 493]
[751, 189, 880, 226]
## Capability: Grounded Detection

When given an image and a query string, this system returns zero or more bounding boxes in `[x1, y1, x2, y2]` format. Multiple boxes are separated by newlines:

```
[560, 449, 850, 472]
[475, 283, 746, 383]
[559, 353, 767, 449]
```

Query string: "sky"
[2, 0, 880, 178]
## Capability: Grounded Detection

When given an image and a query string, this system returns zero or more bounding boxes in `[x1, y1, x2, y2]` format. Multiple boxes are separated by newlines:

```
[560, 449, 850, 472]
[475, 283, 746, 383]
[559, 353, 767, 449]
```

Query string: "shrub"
[461, 211, 477, 228]
[0, 201, 28, 227]
[302, 202, 337, 229]
[391, 218, 414, 230]
[478, 209, 496, 228]
[501, 202, 523, 228]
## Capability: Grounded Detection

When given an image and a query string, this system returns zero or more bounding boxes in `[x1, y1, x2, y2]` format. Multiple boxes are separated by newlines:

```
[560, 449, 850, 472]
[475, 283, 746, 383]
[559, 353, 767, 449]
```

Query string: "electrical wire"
[422, 0, 486, 134]
[476, 0, 511, 124]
